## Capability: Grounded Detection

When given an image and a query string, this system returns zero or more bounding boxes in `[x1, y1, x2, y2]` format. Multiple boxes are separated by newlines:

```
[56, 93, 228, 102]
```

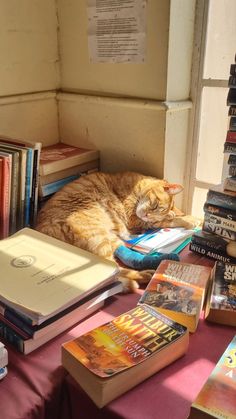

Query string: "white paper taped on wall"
[87, 0, 147, 63]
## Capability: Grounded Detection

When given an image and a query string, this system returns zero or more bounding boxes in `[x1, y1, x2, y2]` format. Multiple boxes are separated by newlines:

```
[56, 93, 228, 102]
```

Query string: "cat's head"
[136, 180, 183, 224]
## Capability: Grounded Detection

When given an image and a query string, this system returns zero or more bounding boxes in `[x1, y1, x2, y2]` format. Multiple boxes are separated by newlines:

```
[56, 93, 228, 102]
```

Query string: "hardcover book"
[204, 202, 236, 222]
[189, 241, 236, 264]
[39, 143, 99, 176]
[204, 211, 236, 232]
[0, 228, 119, 325]
[62, 304, 189, 408]
[205, 261, 236, 327]
[228, 165, 236, 177]
[203, 220, 236, 241]
[224, 141, 236, 154]
[206, 185, 236, 212]
[188, 335, 236, 419]
[191, 230, 236, 257]
[138, 260, 212, 333]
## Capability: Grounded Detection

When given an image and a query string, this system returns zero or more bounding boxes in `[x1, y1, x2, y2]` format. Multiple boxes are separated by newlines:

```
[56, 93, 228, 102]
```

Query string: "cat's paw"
[177, 215, 202, 230]
[119, 277, 139, 294]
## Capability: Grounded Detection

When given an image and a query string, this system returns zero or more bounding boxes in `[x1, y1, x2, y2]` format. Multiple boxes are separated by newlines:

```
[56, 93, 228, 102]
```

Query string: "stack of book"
[0, 136, 42, 238]
[38, 142, 100, 206]
[190, 56, 236, 265]
[0, 228, 122, 354]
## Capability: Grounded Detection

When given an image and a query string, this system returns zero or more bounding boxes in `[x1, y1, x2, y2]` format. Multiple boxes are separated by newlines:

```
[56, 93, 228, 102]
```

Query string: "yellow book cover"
[62, 304, 189, 407]
[139, 260, 212, 332]
[189, 335, 236, 419]
[0, 228, 119, 323]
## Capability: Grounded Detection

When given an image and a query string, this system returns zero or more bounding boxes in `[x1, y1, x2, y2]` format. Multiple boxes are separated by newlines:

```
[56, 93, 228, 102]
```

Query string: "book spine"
[204, 203, 236, 221]
[229, 116, 236, 131]
[224, 142, 236, 153]
[204, 212, 236, 232]
[1, 308, 34, 337]
[30, 144, 41, 227]
[39, 174, 79, 198]
[0, 321, 24, 353]
[0, 313, 30, 339]
[24, 149, 33, 226]
[229, 165, 236, 176]
[223, 177, 236, 192]
[227, 88, 236, 106]
[1, 157, 11, 238]
[203, 220, 236, 240]
[230, 63, 236, 75]
[228, 153, 236, 164]
[228, 75, 236, 88]
[206, 190, 236, 211]
[189, 242, 236, 264]
[226, 131, 236, 142]
[229, 106, 236, 116]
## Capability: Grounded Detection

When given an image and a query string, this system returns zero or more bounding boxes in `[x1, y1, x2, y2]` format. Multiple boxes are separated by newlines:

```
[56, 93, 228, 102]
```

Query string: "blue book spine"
[24, 148, 33, 226]
[41, 174, 80, 197]
[0, 322, 24, 353]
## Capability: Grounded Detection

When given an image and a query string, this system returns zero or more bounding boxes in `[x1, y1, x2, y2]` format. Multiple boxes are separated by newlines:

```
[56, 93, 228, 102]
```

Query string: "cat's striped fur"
[36, 172, 198, 292]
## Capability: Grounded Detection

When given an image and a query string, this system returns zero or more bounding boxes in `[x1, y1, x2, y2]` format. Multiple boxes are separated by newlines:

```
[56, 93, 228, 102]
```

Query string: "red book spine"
[0, 156, 11, 239]
[226, 130, 236, 143]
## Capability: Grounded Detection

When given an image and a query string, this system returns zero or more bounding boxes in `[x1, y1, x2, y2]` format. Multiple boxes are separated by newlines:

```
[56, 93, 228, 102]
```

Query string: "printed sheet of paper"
[87, 0, 147, 63]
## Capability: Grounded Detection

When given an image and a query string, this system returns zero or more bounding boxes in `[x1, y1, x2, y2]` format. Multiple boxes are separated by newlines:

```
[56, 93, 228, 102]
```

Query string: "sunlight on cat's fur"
[36, 171, 200, 292]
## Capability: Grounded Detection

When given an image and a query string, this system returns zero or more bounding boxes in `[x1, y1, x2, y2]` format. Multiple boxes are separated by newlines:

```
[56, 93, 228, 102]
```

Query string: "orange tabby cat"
[36, 172, 199, 292]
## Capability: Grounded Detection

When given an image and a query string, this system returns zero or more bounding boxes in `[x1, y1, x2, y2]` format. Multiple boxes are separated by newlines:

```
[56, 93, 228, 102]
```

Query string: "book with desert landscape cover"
[188, 335, 236, 419]
[205, 261, 236, 326]
[61, 304, 189, 408]
[139, 260, 212, 333]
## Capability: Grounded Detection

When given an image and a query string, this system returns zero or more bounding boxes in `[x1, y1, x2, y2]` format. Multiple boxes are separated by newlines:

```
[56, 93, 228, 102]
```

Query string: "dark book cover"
[229, 165, 236, 177]
[191, 230, 236, 259]
[229, 116, 236, 131]
[230, 63, 236, 75]
[224, 142, 236, 154]
[203, 220, 236, 241]
[228, 75, 236, 88]
[204, 202, 236, 222]
[229, 105, 236, 116]
[204, 211, 236, 232]
[189, 241, 236, 264]
[228, 153, 236, 164]
[227, 88, 236, 106]
[204, 262, 236, 327]
[206, 185, 236, 211]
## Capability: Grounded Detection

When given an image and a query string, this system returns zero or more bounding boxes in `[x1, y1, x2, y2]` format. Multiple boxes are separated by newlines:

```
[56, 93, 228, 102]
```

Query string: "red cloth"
[0, 248, 235, 419]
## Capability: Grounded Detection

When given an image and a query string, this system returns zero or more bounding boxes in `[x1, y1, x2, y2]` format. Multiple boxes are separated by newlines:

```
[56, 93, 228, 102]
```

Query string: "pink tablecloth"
[0, 248, 235, 419]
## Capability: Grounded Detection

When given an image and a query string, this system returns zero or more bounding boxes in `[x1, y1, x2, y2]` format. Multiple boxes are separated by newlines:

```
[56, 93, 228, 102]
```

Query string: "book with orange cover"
[62, 304, 189, 407]
[188, 335, 236, 419]
[39, 143, 100, 176]
[139, 260, 212, 332]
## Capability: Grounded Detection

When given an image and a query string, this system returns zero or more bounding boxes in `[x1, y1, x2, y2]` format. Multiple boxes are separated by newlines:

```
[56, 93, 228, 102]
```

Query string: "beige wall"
[0, 93, 59, 146]
[0, 0, 196, 210]
[58, 93, 166, 177]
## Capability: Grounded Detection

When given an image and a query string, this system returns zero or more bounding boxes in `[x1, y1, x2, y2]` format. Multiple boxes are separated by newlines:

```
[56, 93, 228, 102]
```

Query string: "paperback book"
[0, 228, 119, 325]
[139, 260, 212, 333]
[189, 335, 236, 419]
[125, 227, 195, 255]
[62, 304, 189, 408]
[205, 261, 236, 327]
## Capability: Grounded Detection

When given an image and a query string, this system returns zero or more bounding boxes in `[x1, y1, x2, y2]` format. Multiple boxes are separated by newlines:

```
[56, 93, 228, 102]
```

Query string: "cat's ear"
[163, 183, 183, 195]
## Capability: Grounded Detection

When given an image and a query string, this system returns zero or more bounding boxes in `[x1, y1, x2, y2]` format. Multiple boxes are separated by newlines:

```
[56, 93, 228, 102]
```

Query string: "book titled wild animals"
[0, 227, 119, 325]
[62, 304, 189, 408]
[205, 261, 236, 327]
[188, 335, 236, 419]
[139, 260, 212, 333]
